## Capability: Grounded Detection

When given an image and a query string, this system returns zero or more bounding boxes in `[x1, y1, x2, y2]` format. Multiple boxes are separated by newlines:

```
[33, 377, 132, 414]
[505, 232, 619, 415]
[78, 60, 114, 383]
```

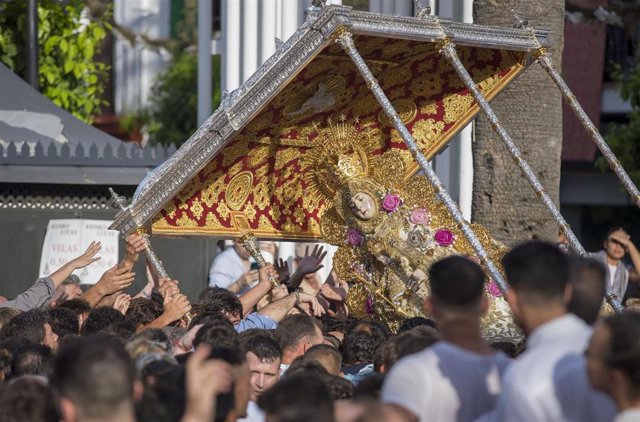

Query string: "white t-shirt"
[608, 264, 618, 288]
[237, 401, 265, 422]
[381, 341, 511, 422]
[615, 408, 640, 422]
[208, 247, 254, 292]
[492, 314, 614, 422]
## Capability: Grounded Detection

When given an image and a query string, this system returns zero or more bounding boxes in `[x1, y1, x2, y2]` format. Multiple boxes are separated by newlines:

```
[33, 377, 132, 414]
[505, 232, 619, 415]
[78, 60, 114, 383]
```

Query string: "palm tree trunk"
[471, 0, 565, 244]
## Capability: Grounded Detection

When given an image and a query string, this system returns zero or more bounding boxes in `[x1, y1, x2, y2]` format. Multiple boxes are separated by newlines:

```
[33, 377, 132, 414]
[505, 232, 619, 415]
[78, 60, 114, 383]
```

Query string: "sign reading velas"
[39, 219, 119, 285]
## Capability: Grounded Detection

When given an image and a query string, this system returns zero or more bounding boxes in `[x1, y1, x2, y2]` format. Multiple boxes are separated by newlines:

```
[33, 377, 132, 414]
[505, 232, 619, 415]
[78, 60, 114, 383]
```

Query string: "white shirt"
[381, 341, 511, 422]
[615, 409, 640, 422]
[208, 247, 254, 293]
[608, 264, 619, 288]
[237, 401, 265, 422]
[493, 314, 608, 422]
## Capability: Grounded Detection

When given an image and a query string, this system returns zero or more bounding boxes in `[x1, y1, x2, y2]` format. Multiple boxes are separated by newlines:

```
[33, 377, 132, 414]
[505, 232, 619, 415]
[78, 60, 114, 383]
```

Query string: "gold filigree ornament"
[377, 98, 417, 127]
[305, 116, 519, 340]
[225, 171, 254, 211]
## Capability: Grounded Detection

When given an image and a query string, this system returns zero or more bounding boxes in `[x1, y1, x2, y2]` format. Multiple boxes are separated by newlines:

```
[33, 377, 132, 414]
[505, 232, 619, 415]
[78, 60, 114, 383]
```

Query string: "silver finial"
[512, 10, 529, 28]
[414, 0, 431, 19]
[108, 188, 128, 211]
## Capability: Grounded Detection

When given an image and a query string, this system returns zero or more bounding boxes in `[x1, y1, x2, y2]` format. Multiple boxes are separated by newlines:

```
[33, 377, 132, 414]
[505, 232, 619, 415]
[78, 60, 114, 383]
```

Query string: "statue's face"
[348, 191, 377, 220]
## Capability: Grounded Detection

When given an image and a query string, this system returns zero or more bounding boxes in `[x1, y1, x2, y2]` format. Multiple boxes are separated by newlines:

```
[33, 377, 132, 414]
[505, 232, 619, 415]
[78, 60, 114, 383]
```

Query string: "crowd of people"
[0, 227, 639, 422]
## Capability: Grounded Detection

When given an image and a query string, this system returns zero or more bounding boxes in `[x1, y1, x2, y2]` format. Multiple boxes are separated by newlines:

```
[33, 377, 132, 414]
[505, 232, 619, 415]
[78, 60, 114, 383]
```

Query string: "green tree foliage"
[597, 65, 640, 186]
[0, 0, 111, 123]
[121, 0, 221, 147]
[130, 52, 221, 147]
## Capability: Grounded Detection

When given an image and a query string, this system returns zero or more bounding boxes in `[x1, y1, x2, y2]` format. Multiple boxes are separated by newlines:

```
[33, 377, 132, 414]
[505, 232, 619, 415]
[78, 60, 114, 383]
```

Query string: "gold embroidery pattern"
[225, 171, 254, 211]
[152, 35, 526, 240]
[377, 99, 418, 127]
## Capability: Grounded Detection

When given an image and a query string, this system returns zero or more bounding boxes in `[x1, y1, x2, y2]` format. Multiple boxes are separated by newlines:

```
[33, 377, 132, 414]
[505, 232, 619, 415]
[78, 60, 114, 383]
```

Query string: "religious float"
[109, 2, 640, 339]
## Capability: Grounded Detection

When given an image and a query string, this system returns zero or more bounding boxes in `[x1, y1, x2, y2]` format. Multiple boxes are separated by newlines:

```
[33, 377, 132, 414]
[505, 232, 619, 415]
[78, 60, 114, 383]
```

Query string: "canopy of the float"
[109, 5, 549, 240]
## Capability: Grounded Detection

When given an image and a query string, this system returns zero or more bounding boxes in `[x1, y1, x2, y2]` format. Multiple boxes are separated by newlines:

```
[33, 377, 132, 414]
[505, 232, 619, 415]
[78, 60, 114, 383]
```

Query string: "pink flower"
[409, 208, 430, 225]
[434, 229, 454, 247]
[486, 280, 503, 297]
[346, 228, 364, 247]
[382, 193, 402, 212]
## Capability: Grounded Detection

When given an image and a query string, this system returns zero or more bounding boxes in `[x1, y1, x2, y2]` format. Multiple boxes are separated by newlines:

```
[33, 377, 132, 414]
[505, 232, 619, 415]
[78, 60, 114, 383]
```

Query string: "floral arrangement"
[346, 228, 364, 247]
[434, 229, 455, 247]
[382, 193, 402, 213]
[486, 280, 503, 297]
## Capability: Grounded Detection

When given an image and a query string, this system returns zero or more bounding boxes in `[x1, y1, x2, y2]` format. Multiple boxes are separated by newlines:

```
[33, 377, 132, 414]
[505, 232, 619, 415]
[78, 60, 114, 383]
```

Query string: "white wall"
[113, 0, 171, 113]
[221, 0, 342, 92]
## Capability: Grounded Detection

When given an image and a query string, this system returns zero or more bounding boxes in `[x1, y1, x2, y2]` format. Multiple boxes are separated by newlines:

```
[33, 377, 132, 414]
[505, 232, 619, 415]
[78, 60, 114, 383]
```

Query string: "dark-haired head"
[195, 287, 243, 323]
[81, 307, 125, 336]
[398, 316, 437, 333]
[568, 256, 607, 325]
[342, 322, 387, 366]
[49, 307, 79, 338]
[0, 309, 57, 351]
[502, 241, 569, 303]
[211, 346, 249, 421]
[428, 256, 487, 315]
[0, 376, 57, 422]
[275, 314, 323, 364]
[502, 241, 571, 333]
[125, 298, 163, 330]
[257, 373, 334, 422]
[9, 343, 53, 379]
[51, 335, 136, 421]
[587, 313, 640, 402]
[193, 320, 239, 349]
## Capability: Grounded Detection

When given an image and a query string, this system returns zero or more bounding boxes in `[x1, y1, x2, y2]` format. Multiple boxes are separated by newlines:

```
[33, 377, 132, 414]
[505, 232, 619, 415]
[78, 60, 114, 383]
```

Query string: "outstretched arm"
[288, 245, 326, 289]
[50, 241, 102, 288]
[0, 242, 102, 311]
[239, 264, 276, 316]
[82, 265, 135, 307]
[258, 291, 325, 322]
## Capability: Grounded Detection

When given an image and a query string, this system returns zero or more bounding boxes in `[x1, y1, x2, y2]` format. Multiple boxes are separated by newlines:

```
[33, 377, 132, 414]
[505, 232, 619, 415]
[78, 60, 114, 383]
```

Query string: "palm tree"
[471, 0, 565, 244]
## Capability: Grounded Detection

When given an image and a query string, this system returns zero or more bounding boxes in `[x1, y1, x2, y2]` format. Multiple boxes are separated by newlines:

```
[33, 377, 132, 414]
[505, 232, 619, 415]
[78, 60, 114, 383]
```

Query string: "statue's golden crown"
[304, 117, 374, 202]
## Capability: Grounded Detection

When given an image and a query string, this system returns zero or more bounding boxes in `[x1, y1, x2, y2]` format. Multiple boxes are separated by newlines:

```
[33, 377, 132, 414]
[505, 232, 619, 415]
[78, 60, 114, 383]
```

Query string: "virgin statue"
[305, 118, 520, 341]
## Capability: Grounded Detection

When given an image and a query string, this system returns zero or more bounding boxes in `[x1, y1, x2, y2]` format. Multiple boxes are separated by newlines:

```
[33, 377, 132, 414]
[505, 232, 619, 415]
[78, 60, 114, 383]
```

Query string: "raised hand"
[71, 241, 102, 269]
[174, 324, 204, 355]
[182, 346, 234, 422]
[113, 293, 131, 315]
[163, 293, 192, 323]
[320, 283, 345, 302]
[159, 278, 181, 299]
[274, 258, 291, 284]
[610, 232, 633, 249]
[232, 270, 259, 292]
[122, 234, 147, 268]
[96, 265, 135, 296]
[271, 284, 289, 301]
[258, 263, 279, 286]
[297, 245, 327, 276]
[297, 291, 326, 317]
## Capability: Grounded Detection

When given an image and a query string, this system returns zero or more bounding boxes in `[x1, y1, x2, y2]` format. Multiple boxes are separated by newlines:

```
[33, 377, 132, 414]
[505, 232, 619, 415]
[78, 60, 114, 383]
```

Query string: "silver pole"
[535, 52, 640, 209]
[108, 188, 169, 278]
[198, 0, 213, 126]
[437, 38, 624, 312]
[334, 29, 509, 295]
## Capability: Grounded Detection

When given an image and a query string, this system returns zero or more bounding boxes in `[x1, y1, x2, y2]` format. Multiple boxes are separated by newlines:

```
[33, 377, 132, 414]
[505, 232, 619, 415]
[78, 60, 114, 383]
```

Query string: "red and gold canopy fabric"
[151, 34, 526, 239]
